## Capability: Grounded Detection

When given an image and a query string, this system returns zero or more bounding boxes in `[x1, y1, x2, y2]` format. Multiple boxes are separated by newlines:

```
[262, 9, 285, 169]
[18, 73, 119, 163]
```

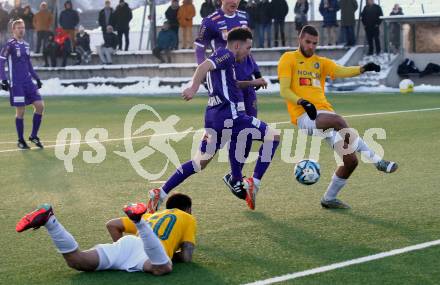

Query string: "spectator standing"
[114, 0, 132, 51]
[22, 5, 34, 50]
[177, 0, 195, 49]
[361, 0, 383, 55]
[9, 2, 24, 21]
[54, 27, 72, 67]
[319, 0, 339, 46]
[200, 0, 215, 18]
[246, 0, 258, 45]
[0, 3, 9, 46]
[33, 2, 54, 54]
[153, 21, 177, 63]
[99, 0, 115, 40]
[271, 0, 288, 47]
[59, 1, 79, 49]
[339, 0, 358, 47]
[165, 0, 179, 49]
[75, 25, 91, 65]
[98, 25, 118, 64]
[389, 4, 403, 52]
[42, 32, 57, 67]
[256, 0, 273, 48]
[294, 0, 308, 34]
[238, 0, 248, 10]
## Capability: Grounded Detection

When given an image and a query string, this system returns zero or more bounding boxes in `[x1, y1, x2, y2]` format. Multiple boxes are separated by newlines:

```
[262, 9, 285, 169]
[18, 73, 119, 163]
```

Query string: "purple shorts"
[200, 114, 268, 154]
[10, 80, 42, 107]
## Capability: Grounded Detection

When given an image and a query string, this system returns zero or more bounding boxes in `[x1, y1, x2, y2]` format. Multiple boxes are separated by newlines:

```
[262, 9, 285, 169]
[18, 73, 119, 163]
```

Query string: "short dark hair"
[166, 193, 192, 211]
[300, 25, 319, 38]
[227, 27, 253, 43]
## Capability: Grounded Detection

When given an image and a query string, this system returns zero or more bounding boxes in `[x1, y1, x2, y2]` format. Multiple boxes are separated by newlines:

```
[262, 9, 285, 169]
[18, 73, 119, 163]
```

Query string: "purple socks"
[162, 160, 197, 194]
[31, 113, 42, 138]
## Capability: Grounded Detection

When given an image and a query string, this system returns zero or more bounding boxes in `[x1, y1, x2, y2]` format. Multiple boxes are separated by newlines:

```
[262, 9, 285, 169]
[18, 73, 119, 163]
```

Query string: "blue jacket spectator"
[153, 22, 177, 63]
[59, 1, 79, 30]
[319, 0, 339, 27]
[319, 0, 340, 45]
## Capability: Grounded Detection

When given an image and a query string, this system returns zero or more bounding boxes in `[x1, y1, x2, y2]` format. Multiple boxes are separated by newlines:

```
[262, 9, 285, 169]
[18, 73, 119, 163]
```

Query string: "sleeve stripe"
[0, 56, 6, 59]
[194, 42, 204, 48]
[207, 59, 216, 69]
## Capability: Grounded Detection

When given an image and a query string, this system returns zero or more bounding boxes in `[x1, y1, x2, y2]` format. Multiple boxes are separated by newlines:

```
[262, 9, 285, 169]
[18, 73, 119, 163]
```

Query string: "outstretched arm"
[333, 64, 361, 78]
[182, 60, 214, 101]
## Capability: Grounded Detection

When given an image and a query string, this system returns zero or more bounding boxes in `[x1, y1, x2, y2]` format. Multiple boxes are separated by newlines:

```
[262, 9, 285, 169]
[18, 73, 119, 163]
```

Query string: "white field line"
[243, 239, 440, 285]
[0, 107, 439, 153]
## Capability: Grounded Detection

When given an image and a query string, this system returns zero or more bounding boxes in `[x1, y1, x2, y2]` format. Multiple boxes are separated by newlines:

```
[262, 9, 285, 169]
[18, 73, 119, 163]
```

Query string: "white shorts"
[297, 110, 344, 148]
[95, 235, 148, 272]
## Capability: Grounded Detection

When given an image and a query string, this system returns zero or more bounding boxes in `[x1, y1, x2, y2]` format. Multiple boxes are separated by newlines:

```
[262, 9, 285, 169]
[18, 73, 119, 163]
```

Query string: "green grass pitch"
[0, 92, 439, 285]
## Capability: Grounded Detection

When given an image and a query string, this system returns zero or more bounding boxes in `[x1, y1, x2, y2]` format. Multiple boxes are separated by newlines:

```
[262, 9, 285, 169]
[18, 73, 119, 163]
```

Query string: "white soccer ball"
[399, 79, 414, 94]
[294, 159, 321, 185]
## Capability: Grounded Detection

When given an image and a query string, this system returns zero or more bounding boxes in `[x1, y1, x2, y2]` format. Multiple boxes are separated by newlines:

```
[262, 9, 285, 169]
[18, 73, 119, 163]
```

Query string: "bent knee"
[152, 263, 173, 276]
[344, 155, 358, 170]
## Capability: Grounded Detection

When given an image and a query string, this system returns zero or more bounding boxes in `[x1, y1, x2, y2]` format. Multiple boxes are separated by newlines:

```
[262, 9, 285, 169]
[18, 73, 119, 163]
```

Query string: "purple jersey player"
[194, 0, 262, 118]
[147, 28, 279, 212]
[0, 19, 44, 149]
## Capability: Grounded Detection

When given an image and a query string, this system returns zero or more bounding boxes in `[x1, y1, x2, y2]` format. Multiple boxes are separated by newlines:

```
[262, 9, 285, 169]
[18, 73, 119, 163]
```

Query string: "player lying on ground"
[16, 193, 196, 275]
[195, 0, 265, 201]
[278, 25, 398, 209]
[0, 19, 44, 149]
[147, 28, 279, 212]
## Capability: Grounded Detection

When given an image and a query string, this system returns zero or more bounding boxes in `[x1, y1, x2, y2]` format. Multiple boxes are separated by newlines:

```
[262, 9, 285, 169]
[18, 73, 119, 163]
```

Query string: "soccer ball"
[399, 79, 414, 94]
[294, 159, 321, 185]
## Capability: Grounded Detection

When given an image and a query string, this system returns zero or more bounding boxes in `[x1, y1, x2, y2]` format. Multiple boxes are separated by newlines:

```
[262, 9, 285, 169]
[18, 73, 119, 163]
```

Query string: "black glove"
[298, 99, 317, 120]
[1, 79, 9, 91]
[253, 71, 262, 91]
[363, 62, 381, 72]
[36, 79, 42, 89]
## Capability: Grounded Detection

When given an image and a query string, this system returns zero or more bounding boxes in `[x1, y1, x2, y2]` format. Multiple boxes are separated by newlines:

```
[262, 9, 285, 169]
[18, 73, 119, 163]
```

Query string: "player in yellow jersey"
[106, 193, 196, 261]
[16, 193, 195, 275]
[278, 25, 398, 209]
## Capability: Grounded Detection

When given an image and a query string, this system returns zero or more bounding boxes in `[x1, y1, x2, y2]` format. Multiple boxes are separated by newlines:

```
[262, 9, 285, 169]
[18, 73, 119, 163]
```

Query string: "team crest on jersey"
[314, 62, 320, 69]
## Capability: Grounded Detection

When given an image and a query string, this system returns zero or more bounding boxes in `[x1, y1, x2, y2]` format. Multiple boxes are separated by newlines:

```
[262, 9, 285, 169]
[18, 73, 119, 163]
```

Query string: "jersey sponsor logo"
[299, 77, 312, 86]
[297, 70, 320, 79]
[208, 95, 223, 107]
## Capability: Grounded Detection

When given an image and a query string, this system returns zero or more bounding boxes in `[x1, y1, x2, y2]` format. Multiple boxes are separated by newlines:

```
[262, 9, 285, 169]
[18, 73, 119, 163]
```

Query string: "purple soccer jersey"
[205, 47, 245, 123]
[195, 8, 260, 117]
[0, 38, 41, 106]
[195, 9, 249, 60]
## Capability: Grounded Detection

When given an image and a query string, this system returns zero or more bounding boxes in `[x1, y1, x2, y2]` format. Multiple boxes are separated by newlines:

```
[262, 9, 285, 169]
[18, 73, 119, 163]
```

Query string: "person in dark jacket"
[238, 0, 248, 10]
[98, 0, 115, 40]
[165, 0, 179, 49]
[9, 2, 24, 21]
[294, 0, 308, 34]
[42, 32, 57, 67]
[271, 0, 288, 46]
[389, 4, 403, 52]
[319, 0, 340, 46]
[0, 3, 9, 46]
[99, 25, 118, 64]
[361, 0, 383, 55]
[246, 0, 258, 45]
[59, 1, 79, 49]
[200, 0, 215, 18]
[22, 5, 34, 50]
[256, 0, 273, 48]
[153, 21, 177, 63]
[75, 25, 91, 65]
[339, 0, 358, 46]
[113, 0, 132, 51]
